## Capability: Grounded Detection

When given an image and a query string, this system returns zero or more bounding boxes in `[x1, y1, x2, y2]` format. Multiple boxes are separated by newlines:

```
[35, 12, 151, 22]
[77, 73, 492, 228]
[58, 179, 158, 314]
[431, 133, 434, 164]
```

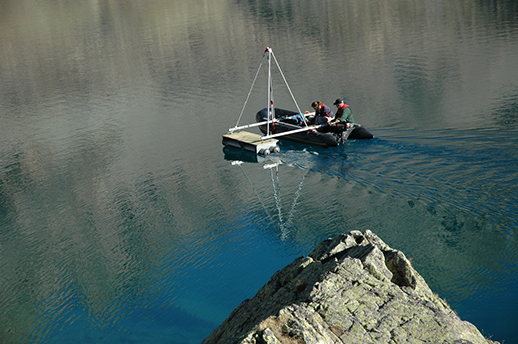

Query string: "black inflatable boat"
[255, 108, 373, 148]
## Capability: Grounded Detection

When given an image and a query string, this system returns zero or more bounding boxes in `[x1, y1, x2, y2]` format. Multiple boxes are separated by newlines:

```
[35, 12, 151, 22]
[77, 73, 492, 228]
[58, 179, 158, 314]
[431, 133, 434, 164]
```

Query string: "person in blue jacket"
[311, 101, 335, 125]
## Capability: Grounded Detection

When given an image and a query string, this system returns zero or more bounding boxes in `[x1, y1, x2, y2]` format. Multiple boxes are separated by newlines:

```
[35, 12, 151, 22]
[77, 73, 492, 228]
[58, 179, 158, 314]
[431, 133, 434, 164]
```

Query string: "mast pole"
[266, 47, 272, 137]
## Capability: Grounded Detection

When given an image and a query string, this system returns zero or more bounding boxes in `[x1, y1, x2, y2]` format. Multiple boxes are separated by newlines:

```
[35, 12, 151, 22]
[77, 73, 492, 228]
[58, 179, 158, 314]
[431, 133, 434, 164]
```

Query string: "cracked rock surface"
[203, 230, 496, 344]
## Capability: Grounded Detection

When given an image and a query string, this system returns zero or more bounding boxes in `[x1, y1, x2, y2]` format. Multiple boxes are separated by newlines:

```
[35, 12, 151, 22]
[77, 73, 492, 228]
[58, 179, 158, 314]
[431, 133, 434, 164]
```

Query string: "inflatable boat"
[255, 108, 373, 148]
[223, 47, 373, 154]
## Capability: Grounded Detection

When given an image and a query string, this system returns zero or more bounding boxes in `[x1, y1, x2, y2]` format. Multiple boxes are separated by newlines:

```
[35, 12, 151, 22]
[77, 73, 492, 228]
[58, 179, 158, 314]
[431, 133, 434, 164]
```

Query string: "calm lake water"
[1, 0, 517, 343]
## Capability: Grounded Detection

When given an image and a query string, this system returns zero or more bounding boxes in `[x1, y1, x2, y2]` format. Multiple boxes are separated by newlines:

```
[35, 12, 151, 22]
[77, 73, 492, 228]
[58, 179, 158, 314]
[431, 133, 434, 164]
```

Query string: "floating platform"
[222, 131, 279, 154]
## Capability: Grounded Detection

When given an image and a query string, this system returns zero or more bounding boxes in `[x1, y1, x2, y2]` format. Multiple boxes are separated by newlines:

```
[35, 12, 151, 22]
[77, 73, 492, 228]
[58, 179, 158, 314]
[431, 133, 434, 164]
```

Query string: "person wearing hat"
[330, 98, 354, 125]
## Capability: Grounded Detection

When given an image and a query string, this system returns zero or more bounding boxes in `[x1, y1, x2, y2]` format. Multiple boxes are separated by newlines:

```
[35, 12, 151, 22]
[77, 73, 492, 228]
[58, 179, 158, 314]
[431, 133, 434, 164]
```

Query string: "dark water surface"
[1, 0, 517, 343]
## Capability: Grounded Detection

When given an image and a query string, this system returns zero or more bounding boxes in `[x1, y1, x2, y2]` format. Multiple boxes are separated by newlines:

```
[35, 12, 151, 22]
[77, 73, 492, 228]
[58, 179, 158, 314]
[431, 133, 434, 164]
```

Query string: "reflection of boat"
[227, 155, 307, 241]
[255, 108, 373, 147]
[223, 47, 373, 153]
[223, 146, 270, 164]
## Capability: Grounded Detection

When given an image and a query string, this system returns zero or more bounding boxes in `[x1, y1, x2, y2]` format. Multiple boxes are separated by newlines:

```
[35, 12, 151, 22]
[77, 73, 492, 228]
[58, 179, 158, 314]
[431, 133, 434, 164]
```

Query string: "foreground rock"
[203, 230, 496, 344]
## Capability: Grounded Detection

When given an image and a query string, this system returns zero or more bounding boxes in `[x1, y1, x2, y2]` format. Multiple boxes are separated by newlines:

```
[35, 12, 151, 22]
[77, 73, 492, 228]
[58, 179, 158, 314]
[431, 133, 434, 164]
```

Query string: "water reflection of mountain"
[2, 0, 517, 130]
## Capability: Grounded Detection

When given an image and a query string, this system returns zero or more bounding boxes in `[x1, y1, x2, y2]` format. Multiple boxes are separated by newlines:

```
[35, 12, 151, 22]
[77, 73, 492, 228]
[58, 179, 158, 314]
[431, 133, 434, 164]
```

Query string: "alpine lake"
[1, 0, 517, 343]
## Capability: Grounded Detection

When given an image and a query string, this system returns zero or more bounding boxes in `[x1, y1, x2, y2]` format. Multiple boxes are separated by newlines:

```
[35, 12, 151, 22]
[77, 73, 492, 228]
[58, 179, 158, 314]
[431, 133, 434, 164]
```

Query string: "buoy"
[270, 146, 280, 153]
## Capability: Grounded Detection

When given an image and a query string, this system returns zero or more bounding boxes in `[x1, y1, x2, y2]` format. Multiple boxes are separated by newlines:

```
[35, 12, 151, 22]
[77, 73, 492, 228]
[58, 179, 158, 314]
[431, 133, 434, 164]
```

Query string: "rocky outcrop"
[203, 230, 496, 344]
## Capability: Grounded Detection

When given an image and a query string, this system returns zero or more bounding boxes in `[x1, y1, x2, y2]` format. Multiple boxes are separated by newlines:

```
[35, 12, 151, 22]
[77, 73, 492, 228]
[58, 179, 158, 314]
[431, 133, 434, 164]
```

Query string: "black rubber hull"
[349, 125, 374, 139]
[255, 108, 373, 147]
[256, 108, 338, 147]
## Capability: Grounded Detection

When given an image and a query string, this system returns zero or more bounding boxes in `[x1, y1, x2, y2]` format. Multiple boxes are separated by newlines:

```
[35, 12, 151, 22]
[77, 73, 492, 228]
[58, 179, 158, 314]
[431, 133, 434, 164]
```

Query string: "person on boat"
[311, 101, 334, 125]
[330, 98, 355, 126]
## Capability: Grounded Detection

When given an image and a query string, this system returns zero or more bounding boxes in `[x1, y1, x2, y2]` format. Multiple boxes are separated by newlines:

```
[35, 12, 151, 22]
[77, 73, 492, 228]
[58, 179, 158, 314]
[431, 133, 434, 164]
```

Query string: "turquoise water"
[1, 0, 517, 343]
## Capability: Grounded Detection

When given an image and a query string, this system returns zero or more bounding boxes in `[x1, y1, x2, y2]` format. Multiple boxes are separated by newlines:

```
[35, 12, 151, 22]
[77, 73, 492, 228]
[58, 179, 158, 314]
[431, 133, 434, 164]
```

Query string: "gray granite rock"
[203, 230, 497, 344]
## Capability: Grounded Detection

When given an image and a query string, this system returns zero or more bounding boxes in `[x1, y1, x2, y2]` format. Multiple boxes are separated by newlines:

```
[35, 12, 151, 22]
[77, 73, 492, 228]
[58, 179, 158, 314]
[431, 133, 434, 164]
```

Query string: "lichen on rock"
[202, 230, 497, 344]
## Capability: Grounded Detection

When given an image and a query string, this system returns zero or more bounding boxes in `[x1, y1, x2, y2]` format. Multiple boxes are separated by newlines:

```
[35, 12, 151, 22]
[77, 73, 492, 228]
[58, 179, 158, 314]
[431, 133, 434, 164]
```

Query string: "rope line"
[270, 50, 309, 127]
[285, 169, 309, 229]
[270, 165, 284, 229]
[233, 48, 308, 130]
[234, 52, 267, 128]
[234, 162, 272, 220]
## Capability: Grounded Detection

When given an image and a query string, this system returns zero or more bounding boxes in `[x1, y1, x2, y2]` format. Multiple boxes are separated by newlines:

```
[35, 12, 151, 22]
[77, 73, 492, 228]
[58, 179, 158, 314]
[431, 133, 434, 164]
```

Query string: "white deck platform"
[222, 131, 279, 154]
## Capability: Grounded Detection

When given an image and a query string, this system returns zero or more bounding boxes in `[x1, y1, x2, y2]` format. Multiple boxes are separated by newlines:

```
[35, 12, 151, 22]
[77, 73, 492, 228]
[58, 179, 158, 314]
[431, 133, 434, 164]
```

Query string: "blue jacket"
[317, 104, 335, 118]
